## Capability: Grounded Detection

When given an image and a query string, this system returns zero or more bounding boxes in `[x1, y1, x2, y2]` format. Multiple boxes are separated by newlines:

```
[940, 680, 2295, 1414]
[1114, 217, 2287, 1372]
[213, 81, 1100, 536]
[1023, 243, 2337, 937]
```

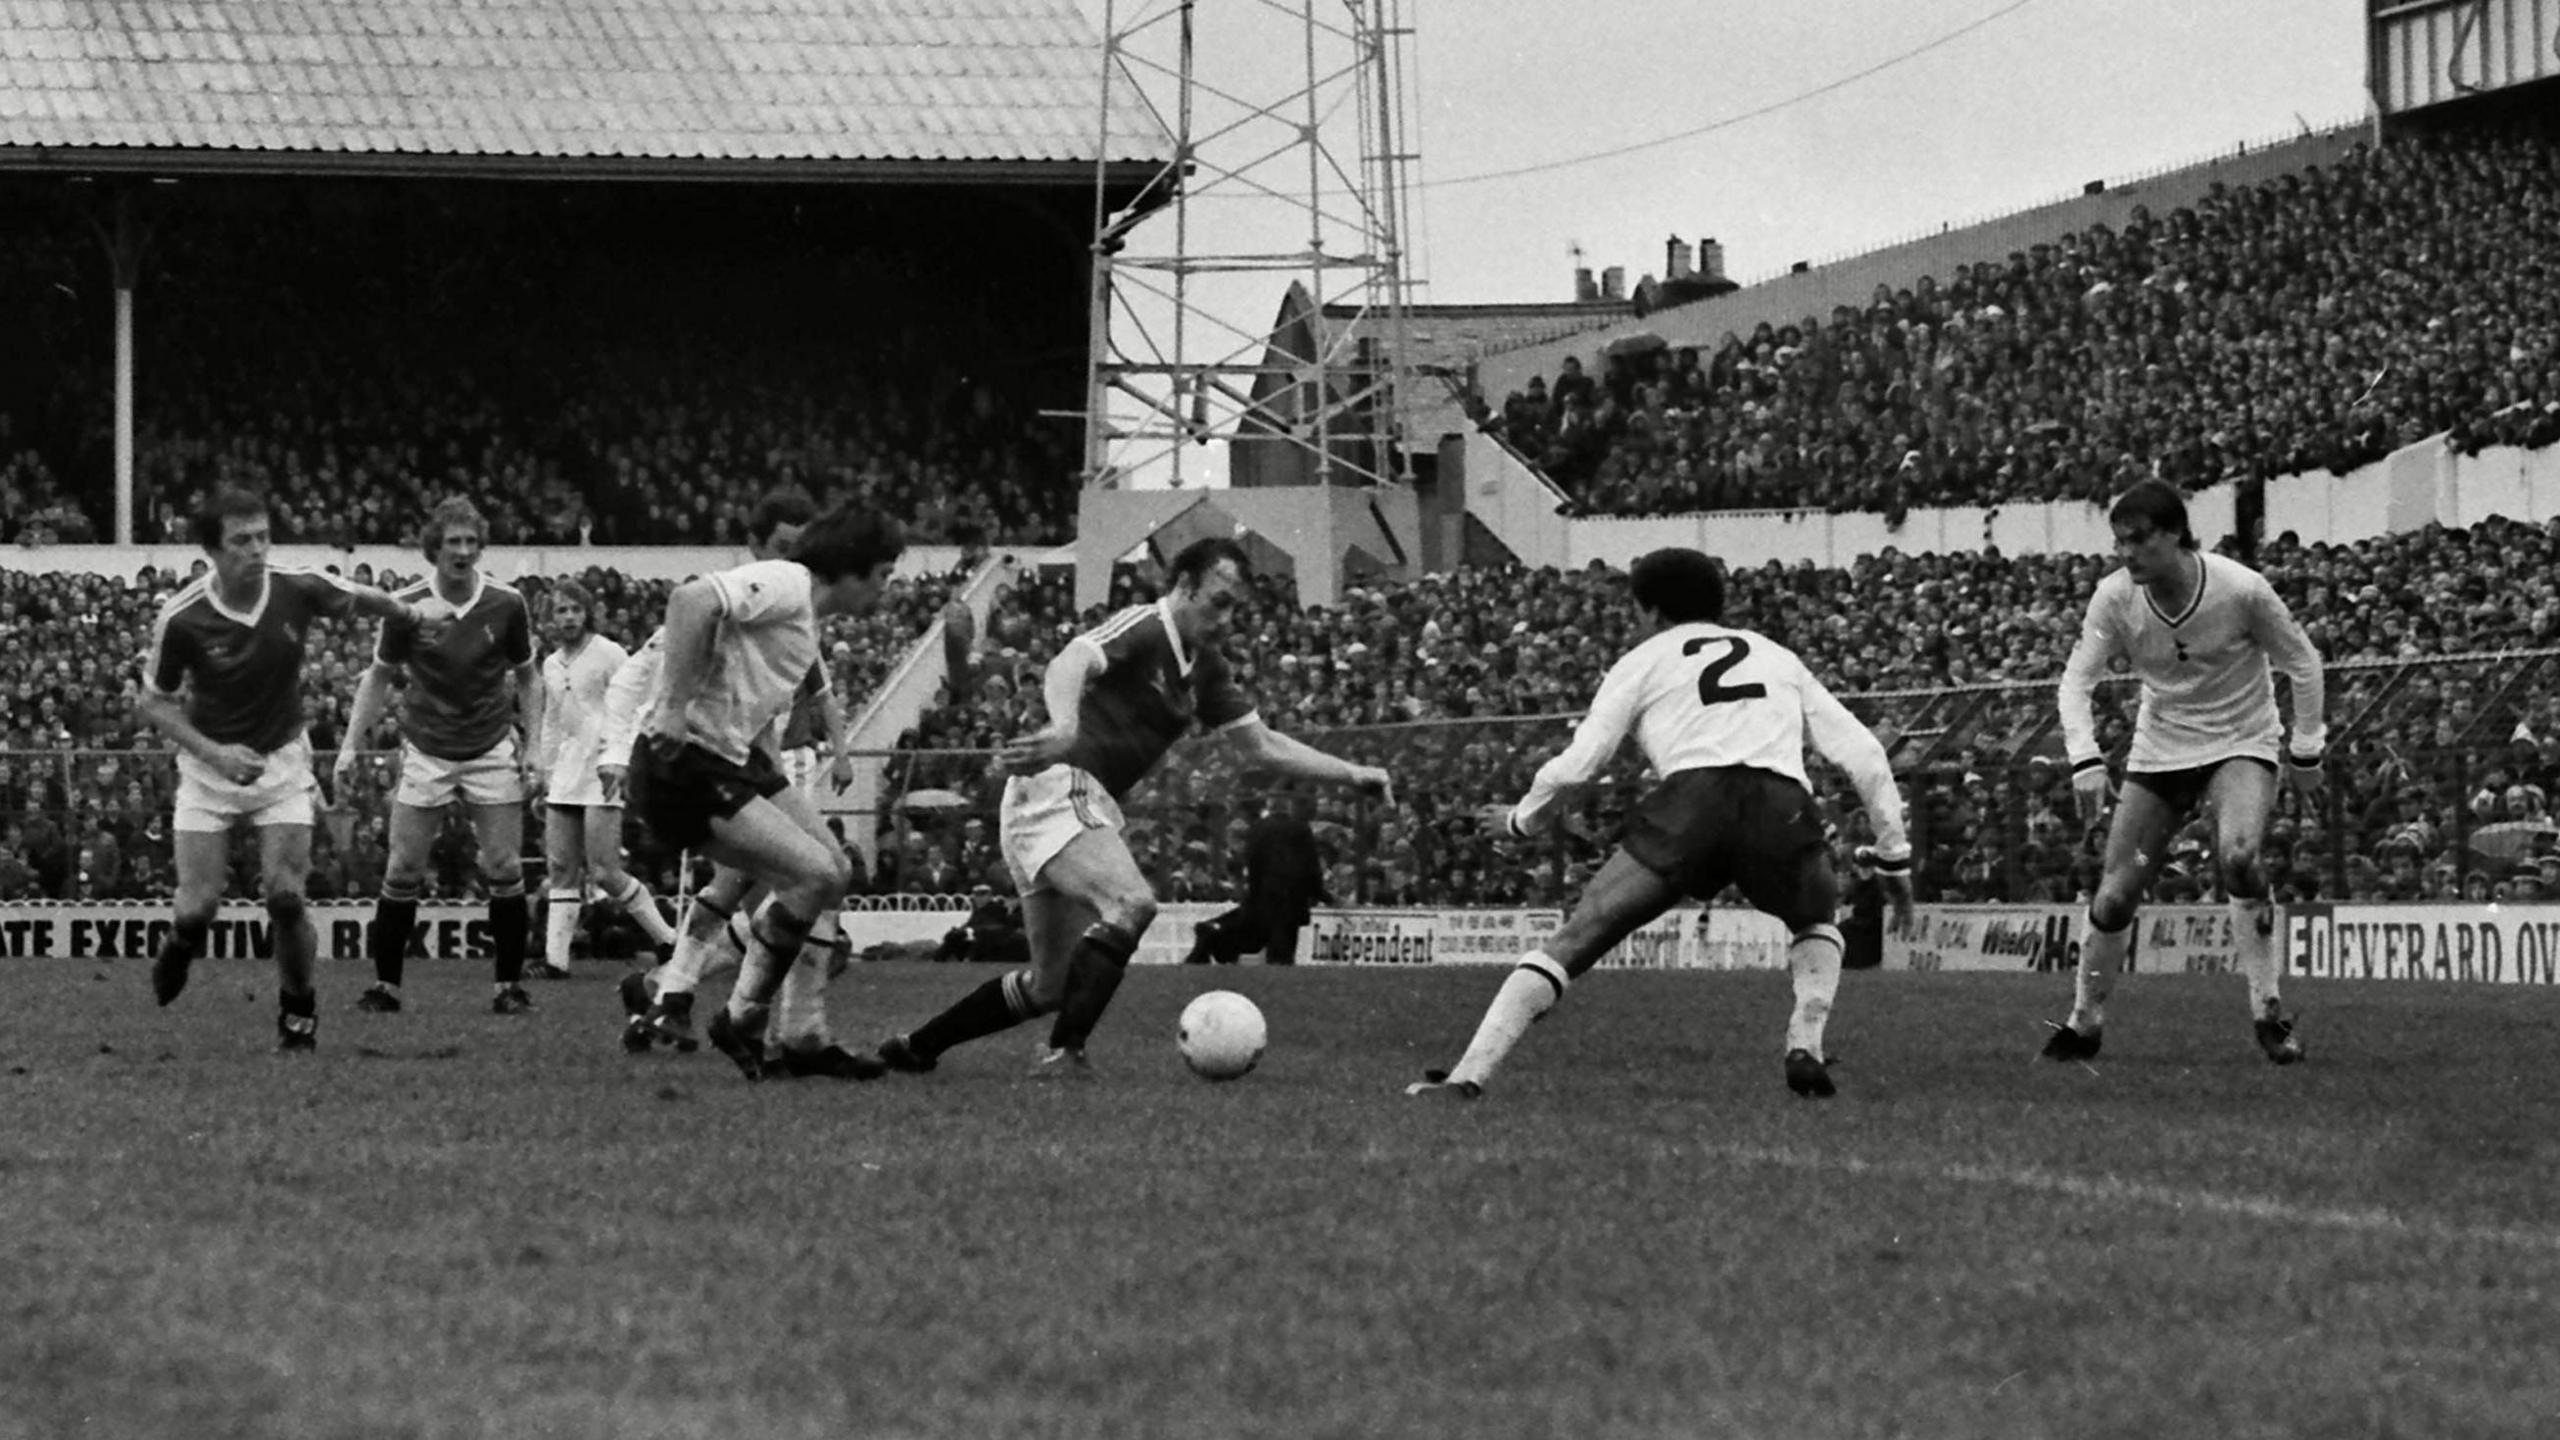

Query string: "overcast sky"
[1075, 0, 2375, 482]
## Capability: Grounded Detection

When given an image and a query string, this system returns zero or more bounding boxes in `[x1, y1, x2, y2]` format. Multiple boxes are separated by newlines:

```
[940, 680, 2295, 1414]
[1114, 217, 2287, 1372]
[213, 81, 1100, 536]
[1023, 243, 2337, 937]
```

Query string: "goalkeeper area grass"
[4, 956, 2555, 1439]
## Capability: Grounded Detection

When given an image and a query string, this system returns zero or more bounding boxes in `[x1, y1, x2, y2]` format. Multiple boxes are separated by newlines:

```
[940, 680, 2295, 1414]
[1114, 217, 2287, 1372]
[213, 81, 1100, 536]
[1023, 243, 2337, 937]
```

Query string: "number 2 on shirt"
[1684, 635, 1768, 707]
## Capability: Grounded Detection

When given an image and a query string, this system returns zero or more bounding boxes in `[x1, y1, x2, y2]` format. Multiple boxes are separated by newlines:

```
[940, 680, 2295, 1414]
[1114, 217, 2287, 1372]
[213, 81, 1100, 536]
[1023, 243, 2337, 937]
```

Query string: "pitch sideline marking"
[1708, 1142, 2560, 1253]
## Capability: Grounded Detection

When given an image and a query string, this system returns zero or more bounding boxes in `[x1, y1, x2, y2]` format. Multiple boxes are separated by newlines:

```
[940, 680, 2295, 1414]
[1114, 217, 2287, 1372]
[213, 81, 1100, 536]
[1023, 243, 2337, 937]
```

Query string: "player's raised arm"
[1497, 651, 1643, 838]
[1220, 718, 1393, 805]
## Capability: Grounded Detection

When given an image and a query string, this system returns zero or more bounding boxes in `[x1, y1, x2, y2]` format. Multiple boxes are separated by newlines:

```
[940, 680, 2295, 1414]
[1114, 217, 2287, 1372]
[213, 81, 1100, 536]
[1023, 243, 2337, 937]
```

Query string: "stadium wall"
[1461, 429, 2238, 567]
[1468, 423, 2560, 569]
[1883, 901, 2560, 986]
[14, 899, 2559, 983]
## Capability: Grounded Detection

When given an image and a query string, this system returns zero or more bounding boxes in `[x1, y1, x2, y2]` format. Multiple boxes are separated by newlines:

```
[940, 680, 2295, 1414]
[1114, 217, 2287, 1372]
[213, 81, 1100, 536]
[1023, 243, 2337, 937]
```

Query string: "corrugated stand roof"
[0, 0, 1170, 174]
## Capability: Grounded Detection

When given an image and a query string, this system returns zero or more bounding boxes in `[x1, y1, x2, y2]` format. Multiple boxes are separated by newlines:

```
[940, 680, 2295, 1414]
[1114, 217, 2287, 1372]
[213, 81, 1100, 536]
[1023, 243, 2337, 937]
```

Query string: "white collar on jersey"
[428, 568, 488, 615]
[206, 570, 271, 627]
[1156, 595, 1198, 676]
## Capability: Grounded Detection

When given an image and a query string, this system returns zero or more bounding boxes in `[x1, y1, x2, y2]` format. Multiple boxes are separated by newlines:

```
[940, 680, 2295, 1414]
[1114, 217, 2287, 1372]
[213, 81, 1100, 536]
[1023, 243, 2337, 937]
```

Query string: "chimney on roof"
[1666, 235, 1694, 280]
[1600, 266, 1625, 302]
[1574, 266, 1598, 303]
[1697, 238, 1727, 282]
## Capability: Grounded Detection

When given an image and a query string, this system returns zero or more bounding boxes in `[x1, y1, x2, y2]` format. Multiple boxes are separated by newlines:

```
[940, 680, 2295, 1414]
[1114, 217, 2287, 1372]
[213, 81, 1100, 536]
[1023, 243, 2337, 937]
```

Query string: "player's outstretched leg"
[1406, 952, 1570, 1099]
[879, 969, 1043, 1074]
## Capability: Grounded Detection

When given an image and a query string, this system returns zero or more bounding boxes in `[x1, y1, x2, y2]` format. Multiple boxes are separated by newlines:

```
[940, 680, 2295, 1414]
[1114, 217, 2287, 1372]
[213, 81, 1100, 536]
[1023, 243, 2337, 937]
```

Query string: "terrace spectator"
[1494, 125, 2560, 523]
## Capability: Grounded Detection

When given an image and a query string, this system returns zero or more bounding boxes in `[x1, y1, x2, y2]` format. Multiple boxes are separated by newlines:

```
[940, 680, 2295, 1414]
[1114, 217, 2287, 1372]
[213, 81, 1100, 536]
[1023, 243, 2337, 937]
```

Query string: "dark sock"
[739, 908, 817, 1007]
[489, 893, 530, 985]
[162, 918, 209, 965]
[1047, 922, 1141, 1052]
[280, 987, 317, 1018]
[907, 972, 1034, 1061]
[371, 896, 419, 988]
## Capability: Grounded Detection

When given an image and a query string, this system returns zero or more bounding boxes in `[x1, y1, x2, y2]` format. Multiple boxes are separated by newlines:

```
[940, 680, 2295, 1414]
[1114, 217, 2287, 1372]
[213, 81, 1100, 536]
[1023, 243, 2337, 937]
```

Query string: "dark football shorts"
[2123, 756, 2276, 816]
[628, 735, 790, 852]
[1617, 766, 1838, 930]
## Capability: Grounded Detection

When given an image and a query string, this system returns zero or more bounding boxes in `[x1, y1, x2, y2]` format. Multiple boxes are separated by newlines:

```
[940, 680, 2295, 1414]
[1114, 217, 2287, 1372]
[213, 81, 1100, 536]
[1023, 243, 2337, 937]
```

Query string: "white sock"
[543, 888, 580, 971]
[2070, 915, 2132, 1033]
[652, 912, 731, 998]
[607, 873, 679, 947]
[1446, 952, 1571, 1090]
[689, 913, 749, 991]
[1786, 925, 1845, 1057]
[2232, 896, 2279, 1016]
[725, 902, 805, 1023]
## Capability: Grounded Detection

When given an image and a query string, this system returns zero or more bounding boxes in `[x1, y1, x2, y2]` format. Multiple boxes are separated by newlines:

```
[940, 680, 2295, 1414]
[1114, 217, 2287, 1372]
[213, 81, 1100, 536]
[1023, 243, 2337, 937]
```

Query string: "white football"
[1177, 990, 1267, 1081]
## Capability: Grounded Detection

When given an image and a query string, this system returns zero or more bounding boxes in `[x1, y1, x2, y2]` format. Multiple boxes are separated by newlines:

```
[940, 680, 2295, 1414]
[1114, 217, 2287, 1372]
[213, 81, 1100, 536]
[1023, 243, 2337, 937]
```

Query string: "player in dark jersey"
[136, 485, 443, 1050]
[335, 498, 545, 1015]
[875, 537, 1395, 1078]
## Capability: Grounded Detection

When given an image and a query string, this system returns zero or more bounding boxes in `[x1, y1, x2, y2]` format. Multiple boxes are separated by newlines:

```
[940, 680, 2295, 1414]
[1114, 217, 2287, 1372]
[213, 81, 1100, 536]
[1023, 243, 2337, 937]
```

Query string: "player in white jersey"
[530, 576, 678, 979]
[607, 494, 870, 1076]
[628, 501, 903, 1083]
[1408, 547, 1916, 1101]
[2042, 480, 2327, 1065]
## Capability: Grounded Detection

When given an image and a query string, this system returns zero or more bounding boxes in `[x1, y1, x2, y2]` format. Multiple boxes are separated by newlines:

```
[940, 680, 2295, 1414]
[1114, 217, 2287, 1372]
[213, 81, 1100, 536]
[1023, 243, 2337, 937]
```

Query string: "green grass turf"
[3, 954, 2557, 1440]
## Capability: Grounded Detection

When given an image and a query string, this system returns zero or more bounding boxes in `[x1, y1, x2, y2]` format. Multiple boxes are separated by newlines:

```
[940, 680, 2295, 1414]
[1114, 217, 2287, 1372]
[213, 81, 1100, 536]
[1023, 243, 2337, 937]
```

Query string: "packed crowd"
[885, 523, 2560, 909]
[1489, 124, 2560, 518]
[0, 184, 1082, 551]
[0, 556, 965, 902]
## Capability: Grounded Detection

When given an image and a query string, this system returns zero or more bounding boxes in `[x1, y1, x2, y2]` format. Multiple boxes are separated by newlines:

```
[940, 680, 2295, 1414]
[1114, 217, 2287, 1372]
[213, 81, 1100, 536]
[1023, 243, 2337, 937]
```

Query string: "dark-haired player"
[631, 503, 905, 1082]
[337, 497, 545, 1014]
[2042, 479, 2326, 1065]
[875, 536, 1395, 1079]
[613, 489, 870, 1077]
[137, 486, 448, 1050]
[1409, 546, 1915, 1101]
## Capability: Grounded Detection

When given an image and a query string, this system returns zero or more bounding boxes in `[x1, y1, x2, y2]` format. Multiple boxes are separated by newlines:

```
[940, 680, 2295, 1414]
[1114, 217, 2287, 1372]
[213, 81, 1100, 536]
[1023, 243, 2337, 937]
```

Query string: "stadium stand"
[1486, 123, 2560, 519]
[3, 184, 1085, 549]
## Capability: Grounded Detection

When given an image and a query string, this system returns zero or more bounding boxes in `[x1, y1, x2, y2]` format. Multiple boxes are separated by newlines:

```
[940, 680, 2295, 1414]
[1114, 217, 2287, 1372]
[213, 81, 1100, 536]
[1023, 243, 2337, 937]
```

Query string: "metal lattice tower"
[1080, 0, 1419, 492]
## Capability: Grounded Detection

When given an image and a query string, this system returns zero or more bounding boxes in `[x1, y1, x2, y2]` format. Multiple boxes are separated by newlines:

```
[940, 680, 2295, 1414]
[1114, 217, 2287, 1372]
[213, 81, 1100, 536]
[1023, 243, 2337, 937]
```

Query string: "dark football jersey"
[1060, 601, 1255, 800]
[376, 573, 535, 760]
[147, 565, 360, 753]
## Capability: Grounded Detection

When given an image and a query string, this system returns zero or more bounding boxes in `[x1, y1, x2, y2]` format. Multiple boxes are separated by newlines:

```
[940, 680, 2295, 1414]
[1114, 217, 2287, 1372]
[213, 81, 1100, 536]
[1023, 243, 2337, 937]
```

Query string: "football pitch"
[4, 956, 2556, 1440]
